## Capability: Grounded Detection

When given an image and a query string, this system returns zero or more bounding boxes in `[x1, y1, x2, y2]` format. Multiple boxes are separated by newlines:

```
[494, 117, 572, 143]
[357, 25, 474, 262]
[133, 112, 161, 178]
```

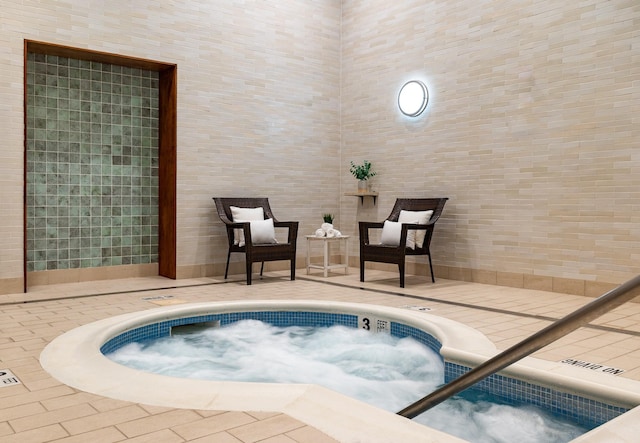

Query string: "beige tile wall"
[340, 0, 640, 293]
[1, 1, 638, 295]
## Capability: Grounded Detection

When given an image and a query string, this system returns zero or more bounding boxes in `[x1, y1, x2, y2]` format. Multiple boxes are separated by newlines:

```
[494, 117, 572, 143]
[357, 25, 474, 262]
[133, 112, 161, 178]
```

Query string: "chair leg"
[399, 262, 405, 288]
[260, 262, 264, 276]
[246, 261, 252, 285]
[224, 250, 231, 279]
[428, 253, 435, 283]
[360, 259, 365, 282]
[290, 259, 296, 281]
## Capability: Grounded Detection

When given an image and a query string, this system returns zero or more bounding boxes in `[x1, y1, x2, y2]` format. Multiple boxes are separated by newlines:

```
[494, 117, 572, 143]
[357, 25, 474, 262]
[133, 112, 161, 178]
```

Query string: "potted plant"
[318, 213, 335, 237]
[350, 160, 377, 191]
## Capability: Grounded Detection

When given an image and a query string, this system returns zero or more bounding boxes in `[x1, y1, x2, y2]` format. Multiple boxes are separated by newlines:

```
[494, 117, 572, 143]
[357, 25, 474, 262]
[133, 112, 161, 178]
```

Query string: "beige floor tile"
[246, 411, 283, 420]
[606, 353, 640, 371]
[22, 376, 67, 392]
[587, 345, 638, 362]
[285, 426, 341, 443]
[228, 414, 305, 442]
[0, 422, 13, 437]
[11, 404, 98, 433]
[188, 432, 243, 443]
[172, 411, 256, 440]
[138, 404, 181, 415]
[90, 397, 137, 413]
[0, 384, 28, 401]
[48, 427, 126, 443]
[41, 392, 104, 411]
[1, 385, 75, 409]
[532, 347, 573, 362]
[258, 435, 298, 443]
[117, 410, 203, 438]
[120, 429, 186, 443]
[1, 401, 47, 422]
[2, 424, 69, 443]
[192, 409, 228, 418]
[62, 405, 149, 436]
[1, 270, 639, 442]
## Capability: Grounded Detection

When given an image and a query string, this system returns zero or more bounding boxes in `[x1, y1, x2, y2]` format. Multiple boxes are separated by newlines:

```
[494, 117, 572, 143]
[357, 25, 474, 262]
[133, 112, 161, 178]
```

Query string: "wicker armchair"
[213, 197, 299, 285]
[359, 198, 448, 287]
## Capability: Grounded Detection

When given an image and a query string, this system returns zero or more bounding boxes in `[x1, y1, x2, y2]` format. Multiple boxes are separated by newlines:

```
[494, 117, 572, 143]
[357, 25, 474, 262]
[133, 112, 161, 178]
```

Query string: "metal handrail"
[398, 274, 640, 419]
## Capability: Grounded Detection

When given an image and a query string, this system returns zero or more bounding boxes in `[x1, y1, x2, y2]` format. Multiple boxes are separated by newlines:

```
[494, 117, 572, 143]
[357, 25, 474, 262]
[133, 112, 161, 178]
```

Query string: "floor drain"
[399, 305, 432, 312]
[141, 295, 175, 301]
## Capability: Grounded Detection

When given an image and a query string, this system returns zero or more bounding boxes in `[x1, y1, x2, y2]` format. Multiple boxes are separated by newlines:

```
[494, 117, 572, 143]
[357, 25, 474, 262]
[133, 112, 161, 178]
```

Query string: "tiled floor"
[2, 268, 640, 442]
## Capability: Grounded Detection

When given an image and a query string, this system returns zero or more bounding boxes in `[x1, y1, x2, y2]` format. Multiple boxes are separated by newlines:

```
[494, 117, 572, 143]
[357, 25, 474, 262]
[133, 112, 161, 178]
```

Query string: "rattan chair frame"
[213, 197, 299, 285]
[359, 197, 448, 288]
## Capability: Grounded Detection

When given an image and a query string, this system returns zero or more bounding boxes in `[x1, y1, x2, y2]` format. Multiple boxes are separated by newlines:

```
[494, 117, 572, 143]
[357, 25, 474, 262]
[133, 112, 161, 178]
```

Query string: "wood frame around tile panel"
[23, 40, 177, 291]
[158, 67, 177, 279]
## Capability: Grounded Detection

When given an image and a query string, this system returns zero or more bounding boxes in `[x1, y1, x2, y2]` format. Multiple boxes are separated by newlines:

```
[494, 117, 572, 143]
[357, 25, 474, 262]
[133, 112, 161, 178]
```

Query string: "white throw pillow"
[249, 218, 277, 244]
[399, 210, 433, 248]
[380, 219, 418, 248]
[230, 206, 264, 246]
[380, 221, 402, 246]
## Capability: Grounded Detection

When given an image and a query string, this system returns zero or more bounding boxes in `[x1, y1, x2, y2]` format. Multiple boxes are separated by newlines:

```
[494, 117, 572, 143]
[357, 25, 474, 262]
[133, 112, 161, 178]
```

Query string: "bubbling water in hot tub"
[107, 319, 588, 443]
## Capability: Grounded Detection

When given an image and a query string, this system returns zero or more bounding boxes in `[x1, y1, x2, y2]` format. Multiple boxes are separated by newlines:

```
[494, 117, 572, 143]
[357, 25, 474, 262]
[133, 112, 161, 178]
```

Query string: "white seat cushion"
[399, 210, 434, 249]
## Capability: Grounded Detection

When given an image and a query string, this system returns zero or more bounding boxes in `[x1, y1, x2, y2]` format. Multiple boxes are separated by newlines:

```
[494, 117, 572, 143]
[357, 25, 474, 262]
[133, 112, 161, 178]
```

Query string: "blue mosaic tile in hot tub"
[100, 309, 627, 429]
[446, 362, 628, 429]
[100, 311, 356, 354]
[391, 321, 442, 355]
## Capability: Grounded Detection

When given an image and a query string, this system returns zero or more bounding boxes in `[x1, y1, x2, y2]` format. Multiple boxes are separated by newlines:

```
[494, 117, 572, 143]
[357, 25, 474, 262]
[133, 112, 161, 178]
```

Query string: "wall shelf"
[344, 191, 378, 205]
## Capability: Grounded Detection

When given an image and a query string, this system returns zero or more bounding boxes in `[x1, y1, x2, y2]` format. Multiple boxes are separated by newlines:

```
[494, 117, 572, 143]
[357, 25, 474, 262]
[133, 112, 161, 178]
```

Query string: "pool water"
[107, 319, 589, 443]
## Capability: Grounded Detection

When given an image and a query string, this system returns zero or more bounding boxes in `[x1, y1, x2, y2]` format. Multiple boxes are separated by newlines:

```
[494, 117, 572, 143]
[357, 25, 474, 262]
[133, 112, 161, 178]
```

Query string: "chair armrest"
[402, 222, 434, 231]
[359, 221, 385, 230]
[219, 221, 250, 247]
[273, 220, 297, 228]
[217, 212, 234, 225]
[359, 221, 384, 245]
[274, 221, 299, 244]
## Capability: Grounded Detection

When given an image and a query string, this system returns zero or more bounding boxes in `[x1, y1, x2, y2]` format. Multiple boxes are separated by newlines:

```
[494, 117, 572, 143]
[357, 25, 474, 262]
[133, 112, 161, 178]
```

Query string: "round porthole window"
[398, 80, 428, 117]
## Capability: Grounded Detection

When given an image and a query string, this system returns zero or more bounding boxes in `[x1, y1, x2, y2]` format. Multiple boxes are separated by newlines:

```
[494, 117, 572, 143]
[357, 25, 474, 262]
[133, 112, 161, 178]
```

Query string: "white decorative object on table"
[315, 222, 341, 238]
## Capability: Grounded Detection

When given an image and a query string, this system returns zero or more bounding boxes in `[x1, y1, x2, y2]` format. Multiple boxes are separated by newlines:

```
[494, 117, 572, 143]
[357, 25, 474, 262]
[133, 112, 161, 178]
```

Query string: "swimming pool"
[40, 300, 640, 443]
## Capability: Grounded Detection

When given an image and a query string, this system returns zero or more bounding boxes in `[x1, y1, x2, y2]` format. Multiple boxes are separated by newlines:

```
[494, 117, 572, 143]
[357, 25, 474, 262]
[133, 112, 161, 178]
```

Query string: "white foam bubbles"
[416, 398, 586, 443]
[107, 319, 588, 442]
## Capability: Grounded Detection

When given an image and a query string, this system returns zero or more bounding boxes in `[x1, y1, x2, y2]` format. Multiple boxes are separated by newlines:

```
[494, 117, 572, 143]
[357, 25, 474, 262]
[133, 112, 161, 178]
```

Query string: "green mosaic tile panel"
[25, 53, 159, 272]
